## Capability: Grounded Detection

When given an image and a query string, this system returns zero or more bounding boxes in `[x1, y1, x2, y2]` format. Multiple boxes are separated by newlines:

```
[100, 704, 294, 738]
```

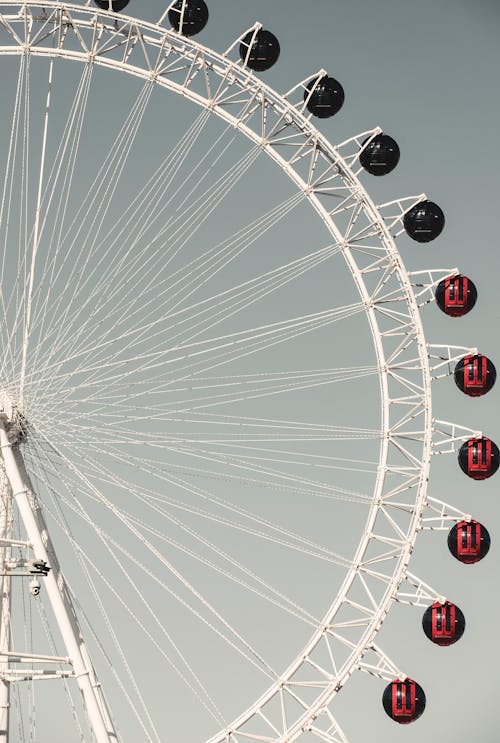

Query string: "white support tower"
[0, 465, 12, 741]
[0, 404, 117, 742]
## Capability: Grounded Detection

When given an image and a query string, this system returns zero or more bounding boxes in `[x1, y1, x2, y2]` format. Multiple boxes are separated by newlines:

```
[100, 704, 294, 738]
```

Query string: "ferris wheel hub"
[0, 391, 26, 443]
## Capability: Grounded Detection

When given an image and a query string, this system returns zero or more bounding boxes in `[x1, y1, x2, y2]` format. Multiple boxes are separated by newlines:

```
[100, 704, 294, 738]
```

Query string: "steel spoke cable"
[31, 424, 379, 503]
[36, 396, 379, 433]
[73, 542, 245, 724]
[33, 79, 155, 365]
[73, 111, 214, 297]
[25, 80, 155, 397]
[47, 421, 380, 445]
[49, 78, 154, 270]
[28, 107, 220, 371]
[78, 189, 304, 367]
[27, 60, 93, 293]
[107, 369, 377, 421]
[28, 419, 373, 509]
[33, 303, 365, 406]
[107, 191, 305, 339]
[77, 597, 194, 743]
[36, 138, 260, 381]
[20, 233, 345, 396]
[68, 410, 379, 437]
[124, 512, 321, 628]
[26, 441, 159, 742]
[27, 138, 262, 402]
[19, 239, 348, 400]
[35, 438, 323, 628]
[127, 229, 340, 339]
[26, 434, 218, 734]
[162, 444, 374, 505]
[48, 445, 350, 641]
[28, 62, 95, 382]
[22, 302, 363, 421]
[119, 306, 365, 398]
[47, 143, 263, 386]
[162, 195, 305, 314]
[28, 310, 363, 428]
[19, 55, 54, 404]
[18, 51, 32, 390]
[7, 50, 33, 388]
[41, 435, 356, 568]
[35, 600, 86, 742]
[32, 106, 213, 366]
[28, 390, 380, 488]
[62, 439, 357, 564]
[21, 365, 377, 417]
[147, 241, 345, 345]
[73, 230, 340, 372]
[165, 258, 350, 358]
[45, 441, 281, 683]
[0, 54, 27, 383]
[69, 104, 226, 308]
[37, 440, 321, 631]
[168, 443, 379, 485]
[35, 400, 378, 435]
[44, 412, 380, 444]
[34, 365, 378, 430]
[0, 52, 25, 290]
[142, 440, 380, 469]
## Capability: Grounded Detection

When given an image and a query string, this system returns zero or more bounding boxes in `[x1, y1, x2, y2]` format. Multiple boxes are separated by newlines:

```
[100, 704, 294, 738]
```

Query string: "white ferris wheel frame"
[0, 2, 467, 741]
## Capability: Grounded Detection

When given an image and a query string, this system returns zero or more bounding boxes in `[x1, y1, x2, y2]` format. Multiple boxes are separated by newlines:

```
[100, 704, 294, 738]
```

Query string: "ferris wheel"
[0, 0, 495, 740]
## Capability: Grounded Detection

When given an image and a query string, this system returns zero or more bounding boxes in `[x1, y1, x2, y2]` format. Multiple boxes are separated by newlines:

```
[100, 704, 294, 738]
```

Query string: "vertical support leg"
[0, 464, 11, 741]
[0, 422, 117, 742]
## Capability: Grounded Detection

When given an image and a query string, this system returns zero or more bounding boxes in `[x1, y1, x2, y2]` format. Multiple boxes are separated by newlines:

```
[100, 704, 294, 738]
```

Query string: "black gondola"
[168, 0, 209, 36]
[403, 200, 445, 242]
[94, 0, 129, 11]
[239, 30, 280, 71]
[359, 133, 400, 175]
[304, 76, 344, 118]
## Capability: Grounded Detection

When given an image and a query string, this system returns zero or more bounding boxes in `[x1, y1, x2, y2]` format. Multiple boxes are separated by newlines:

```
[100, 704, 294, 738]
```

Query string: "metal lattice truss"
[0, 3, 469, 741]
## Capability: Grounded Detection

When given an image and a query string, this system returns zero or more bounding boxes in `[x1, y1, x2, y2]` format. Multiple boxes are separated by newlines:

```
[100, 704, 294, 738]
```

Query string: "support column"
[0, 464, 11, 742]
[0, 421, 117, 742]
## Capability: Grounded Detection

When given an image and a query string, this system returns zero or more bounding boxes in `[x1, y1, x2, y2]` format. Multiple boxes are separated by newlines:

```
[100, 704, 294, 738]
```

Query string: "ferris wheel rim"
[0, 2, 434, 739]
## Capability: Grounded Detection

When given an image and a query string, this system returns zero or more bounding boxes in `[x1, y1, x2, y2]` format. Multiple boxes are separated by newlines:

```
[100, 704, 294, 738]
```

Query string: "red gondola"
[435, 274, 477, 317]
[382, 678, 426, 723]
[454, 354, 496, 397]
[448, 519, 490, 563]
[458, 436, 499, 479]
[422, 601, 465, 646]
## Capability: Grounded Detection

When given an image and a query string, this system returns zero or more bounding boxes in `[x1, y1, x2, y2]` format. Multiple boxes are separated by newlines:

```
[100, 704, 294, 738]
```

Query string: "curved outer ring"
[0, 3, 433, 740]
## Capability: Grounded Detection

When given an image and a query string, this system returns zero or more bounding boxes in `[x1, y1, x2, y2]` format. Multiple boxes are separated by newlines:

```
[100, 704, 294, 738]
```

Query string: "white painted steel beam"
[0, 421, 117, 742]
